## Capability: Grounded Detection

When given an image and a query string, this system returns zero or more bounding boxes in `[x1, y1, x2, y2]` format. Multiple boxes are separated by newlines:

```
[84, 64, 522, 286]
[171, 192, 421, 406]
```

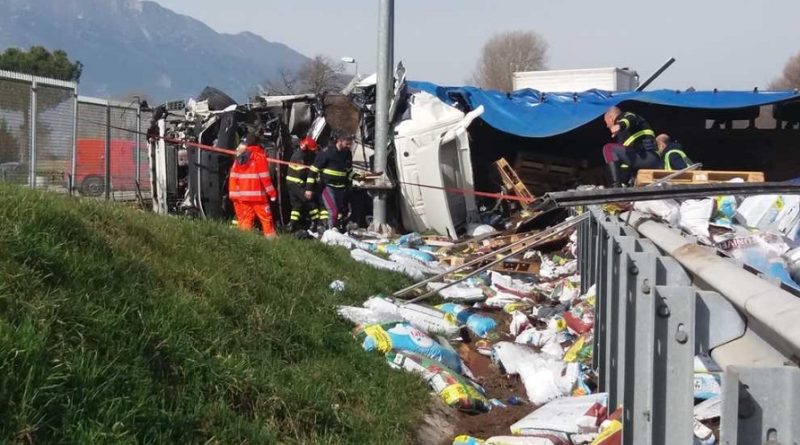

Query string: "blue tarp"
[407, 81, 800, 138]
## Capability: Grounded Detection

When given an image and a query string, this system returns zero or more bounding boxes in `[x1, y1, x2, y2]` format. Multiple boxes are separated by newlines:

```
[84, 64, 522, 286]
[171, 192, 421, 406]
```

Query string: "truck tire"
[81, 176, 104, 197]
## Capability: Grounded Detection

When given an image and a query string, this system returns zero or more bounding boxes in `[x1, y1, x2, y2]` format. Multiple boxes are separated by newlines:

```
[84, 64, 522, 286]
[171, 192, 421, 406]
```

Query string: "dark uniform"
[661, 142, 692, 171]
[306, 143, 355, 228]
[602, 111, 662, 186]
[286, 148, 318, 229]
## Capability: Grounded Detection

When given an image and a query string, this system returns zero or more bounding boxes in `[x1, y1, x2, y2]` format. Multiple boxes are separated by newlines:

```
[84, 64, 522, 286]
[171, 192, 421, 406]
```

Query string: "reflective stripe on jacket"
[229, 145, 277, 203]
[616, 112, 656, 153]
[306, 145, 353, 189]
[663, 147, 692, 171]
[286, 149, 315, 185]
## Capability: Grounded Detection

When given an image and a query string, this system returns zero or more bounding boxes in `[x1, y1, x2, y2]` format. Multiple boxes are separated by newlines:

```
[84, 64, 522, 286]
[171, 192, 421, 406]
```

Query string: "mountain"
[0, 0, 310, 102]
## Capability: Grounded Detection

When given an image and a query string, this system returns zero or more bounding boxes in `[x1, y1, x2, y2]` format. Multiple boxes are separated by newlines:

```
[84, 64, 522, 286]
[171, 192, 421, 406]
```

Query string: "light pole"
[341, 57, 358, 78]
[373, 0, 394, 232]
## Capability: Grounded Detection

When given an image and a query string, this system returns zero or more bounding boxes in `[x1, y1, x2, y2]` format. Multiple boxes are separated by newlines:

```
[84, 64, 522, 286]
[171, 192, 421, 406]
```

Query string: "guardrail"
[577, 206, 800, 445]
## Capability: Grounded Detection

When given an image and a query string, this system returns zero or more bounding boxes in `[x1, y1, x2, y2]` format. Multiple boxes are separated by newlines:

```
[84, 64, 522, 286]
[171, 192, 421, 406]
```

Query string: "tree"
[770, 51, 800, 90]
[266, 55, 347, 95]
[0, 46, 83, 82]
[471, 31, 548, 92]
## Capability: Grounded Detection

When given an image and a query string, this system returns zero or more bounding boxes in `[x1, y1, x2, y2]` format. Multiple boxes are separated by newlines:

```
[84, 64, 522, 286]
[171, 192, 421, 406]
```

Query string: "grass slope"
[0, 185, 429, 444]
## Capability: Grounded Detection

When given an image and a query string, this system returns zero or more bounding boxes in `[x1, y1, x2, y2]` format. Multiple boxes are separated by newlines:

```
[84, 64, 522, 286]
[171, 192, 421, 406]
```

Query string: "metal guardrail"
[578, 206, 800, 445]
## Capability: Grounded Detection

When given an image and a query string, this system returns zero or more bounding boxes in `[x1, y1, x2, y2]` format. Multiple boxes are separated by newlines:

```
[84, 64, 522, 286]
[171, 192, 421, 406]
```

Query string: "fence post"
[29, 79, 37, 188]
[70, 91, 78, 195]
[135, 101, 141, 185]
[104, 102, 111, 200]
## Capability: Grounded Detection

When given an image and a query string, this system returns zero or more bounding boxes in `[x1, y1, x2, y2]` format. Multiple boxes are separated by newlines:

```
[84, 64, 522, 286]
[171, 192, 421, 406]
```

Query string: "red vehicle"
[73, 139, 141, 196]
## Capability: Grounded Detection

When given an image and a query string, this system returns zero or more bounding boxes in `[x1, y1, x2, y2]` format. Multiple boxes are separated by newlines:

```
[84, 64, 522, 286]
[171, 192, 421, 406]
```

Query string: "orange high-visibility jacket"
[229, 145, 277, 203]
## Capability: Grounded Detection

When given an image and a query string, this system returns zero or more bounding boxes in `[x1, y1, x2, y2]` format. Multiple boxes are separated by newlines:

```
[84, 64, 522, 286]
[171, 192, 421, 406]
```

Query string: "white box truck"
[512, 67, 639, 93]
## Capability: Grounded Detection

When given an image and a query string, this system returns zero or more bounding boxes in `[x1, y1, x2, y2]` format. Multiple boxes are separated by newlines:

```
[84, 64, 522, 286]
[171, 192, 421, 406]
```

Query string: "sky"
[152, 0, 800, 90]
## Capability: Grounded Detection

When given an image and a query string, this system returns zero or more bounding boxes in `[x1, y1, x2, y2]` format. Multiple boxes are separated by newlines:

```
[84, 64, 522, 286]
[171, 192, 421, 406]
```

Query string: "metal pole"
[396, 213, 589, 300]
[372, 0, 394, 229]
[70, 91, 78, 195]
[29, 80, 37, 188]
[636, 57, 676, 92]
[104, 103, 111, 200]
[135, 101, 141, 184]
[405, 214, 589, 305]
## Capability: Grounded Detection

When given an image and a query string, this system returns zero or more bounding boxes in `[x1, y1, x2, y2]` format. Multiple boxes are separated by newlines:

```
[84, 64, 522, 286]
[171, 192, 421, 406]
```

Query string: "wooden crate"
[635, 169, 765, 186]
[514, 153, 588, 195]
[491, 259, 540, 276]
[493, 157, 535, 208]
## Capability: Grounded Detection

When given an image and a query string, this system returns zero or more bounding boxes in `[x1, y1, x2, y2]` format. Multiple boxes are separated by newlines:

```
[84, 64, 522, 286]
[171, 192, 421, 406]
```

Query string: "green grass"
[0, 185, 430, 444]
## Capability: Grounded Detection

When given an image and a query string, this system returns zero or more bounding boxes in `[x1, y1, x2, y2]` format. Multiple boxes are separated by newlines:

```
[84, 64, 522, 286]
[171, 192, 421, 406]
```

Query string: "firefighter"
[656, 133, 693, 171]
[305, 131, 357, 231]
[286, 136, 319, 231]
[229, 133, 278, 237]
[602, 106, 662, 187]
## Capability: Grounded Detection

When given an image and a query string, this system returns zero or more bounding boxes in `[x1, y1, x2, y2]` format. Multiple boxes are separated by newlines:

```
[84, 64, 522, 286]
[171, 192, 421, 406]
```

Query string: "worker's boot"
[606, 163, 623, 188]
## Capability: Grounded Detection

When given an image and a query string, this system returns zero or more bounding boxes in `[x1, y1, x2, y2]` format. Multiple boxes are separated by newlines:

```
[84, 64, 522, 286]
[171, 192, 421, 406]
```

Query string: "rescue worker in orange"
[229, 133, 278, 237]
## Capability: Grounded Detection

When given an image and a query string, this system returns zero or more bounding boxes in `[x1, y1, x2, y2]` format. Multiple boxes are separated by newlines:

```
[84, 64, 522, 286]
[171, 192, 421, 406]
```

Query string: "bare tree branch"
[266, 68, 300, 95]
[471, 31, 548, 92]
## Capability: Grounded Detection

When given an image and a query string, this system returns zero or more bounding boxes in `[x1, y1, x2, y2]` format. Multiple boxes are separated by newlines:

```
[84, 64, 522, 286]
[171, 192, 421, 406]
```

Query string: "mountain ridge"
[0, 0, 310, 102]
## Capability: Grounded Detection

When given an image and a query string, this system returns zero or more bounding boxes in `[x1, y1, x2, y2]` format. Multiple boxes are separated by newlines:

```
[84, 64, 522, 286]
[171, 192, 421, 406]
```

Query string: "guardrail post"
[609, 232, 637, 408]
[721, 366, 800, 444]
[623, 243, 659, 445]
[652, 284, 695, 445]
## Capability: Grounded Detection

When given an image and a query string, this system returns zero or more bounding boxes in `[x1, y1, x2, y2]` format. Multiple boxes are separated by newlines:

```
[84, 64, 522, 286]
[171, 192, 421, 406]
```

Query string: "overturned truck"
[147, 71, 800, 238]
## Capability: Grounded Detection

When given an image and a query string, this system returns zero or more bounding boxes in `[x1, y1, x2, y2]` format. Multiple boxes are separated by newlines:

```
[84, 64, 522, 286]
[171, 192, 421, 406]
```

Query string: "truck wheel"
[81, 176, 104, 197]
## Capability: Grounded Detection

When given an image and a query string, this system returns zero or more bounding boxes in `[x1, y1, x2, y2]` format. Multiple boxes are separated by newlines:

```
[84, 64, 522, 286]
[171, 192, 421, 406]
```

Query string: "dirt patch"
[413, 398, 460, 445]
[448, 332, 537, 441]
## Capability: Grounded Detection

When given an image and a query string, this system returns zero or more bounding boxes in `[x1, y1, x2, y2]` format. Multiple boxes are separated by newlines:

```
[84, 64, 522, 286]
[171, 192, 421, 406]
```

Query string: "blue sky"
[153, 0, 800, 90]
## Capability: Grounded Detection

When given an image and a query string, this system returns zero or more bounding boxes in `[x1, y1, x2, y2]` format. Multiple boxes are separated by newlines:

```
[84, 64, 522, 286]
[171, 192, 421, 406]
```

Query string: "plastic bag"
[519, 361, 579, 406]
[716, 231, 800, 289]
[633, 199, 680, 226]
[509, 311, 533, 337]
[386, 350, 489, 413]
[486, 437, 567, 445]
[679, 199, 714, 241]
[491, 342, 555, 375]
[437, 303, 497, 338]
[336, 306, 403, 326]
[363, 296, 461, 337]
[321, 229, 372, 251]
[510, 393, 608, 437]
[515, 328, 564, 358]
[427, 282, 487, 302]
[491, 271, 536, 295]
[563, 334, 593, 364]
[350, 249, 425, 281]
[396, 232, 424, 248]
[453, 436, 485, 445]
[356, 322, 462, 372]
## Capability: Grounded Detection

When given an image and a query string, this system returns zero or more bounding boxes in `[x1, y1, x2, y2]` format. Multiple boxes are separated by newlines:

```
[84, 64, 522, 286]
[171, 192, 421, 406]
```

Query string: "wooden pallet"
[494, 157, 535, 208]
[514, 153, 588, 195]
[635, 169, 765, 186]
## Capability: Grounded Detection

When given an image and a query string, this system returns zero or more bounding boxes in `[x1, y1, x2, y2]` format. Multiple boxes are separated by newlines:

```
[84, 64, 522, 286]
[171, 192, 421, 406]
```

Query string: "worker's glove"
[270, 197, 277, 203]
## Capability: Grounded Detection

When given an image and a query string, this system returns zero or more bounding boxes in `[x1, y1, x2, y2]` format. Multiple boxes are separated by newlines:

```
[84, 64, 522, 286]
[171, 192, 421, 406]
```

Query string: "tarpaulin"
[407, 81, 800, 138]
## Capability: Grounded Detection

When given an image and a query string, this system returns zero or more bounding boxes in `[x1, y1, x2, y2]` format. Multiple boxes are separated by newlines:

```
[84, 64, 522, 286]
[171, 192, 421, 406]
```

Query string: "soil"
[443, 324, 539, 443]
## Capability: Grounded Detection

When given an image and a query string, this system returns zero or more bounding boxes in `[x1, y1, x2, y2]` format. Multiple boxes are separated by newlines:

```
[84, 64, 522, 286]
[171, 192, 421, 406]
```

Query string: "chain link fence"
[0, 69, 152, 201]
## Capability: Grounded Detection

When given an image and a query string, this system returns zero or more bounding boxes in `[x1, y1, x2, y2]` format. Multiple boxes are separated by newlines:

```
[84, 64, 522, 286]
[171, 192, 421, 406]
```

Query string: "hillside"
[0, 0, 309, 101]
[0, 185, 429, 444]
